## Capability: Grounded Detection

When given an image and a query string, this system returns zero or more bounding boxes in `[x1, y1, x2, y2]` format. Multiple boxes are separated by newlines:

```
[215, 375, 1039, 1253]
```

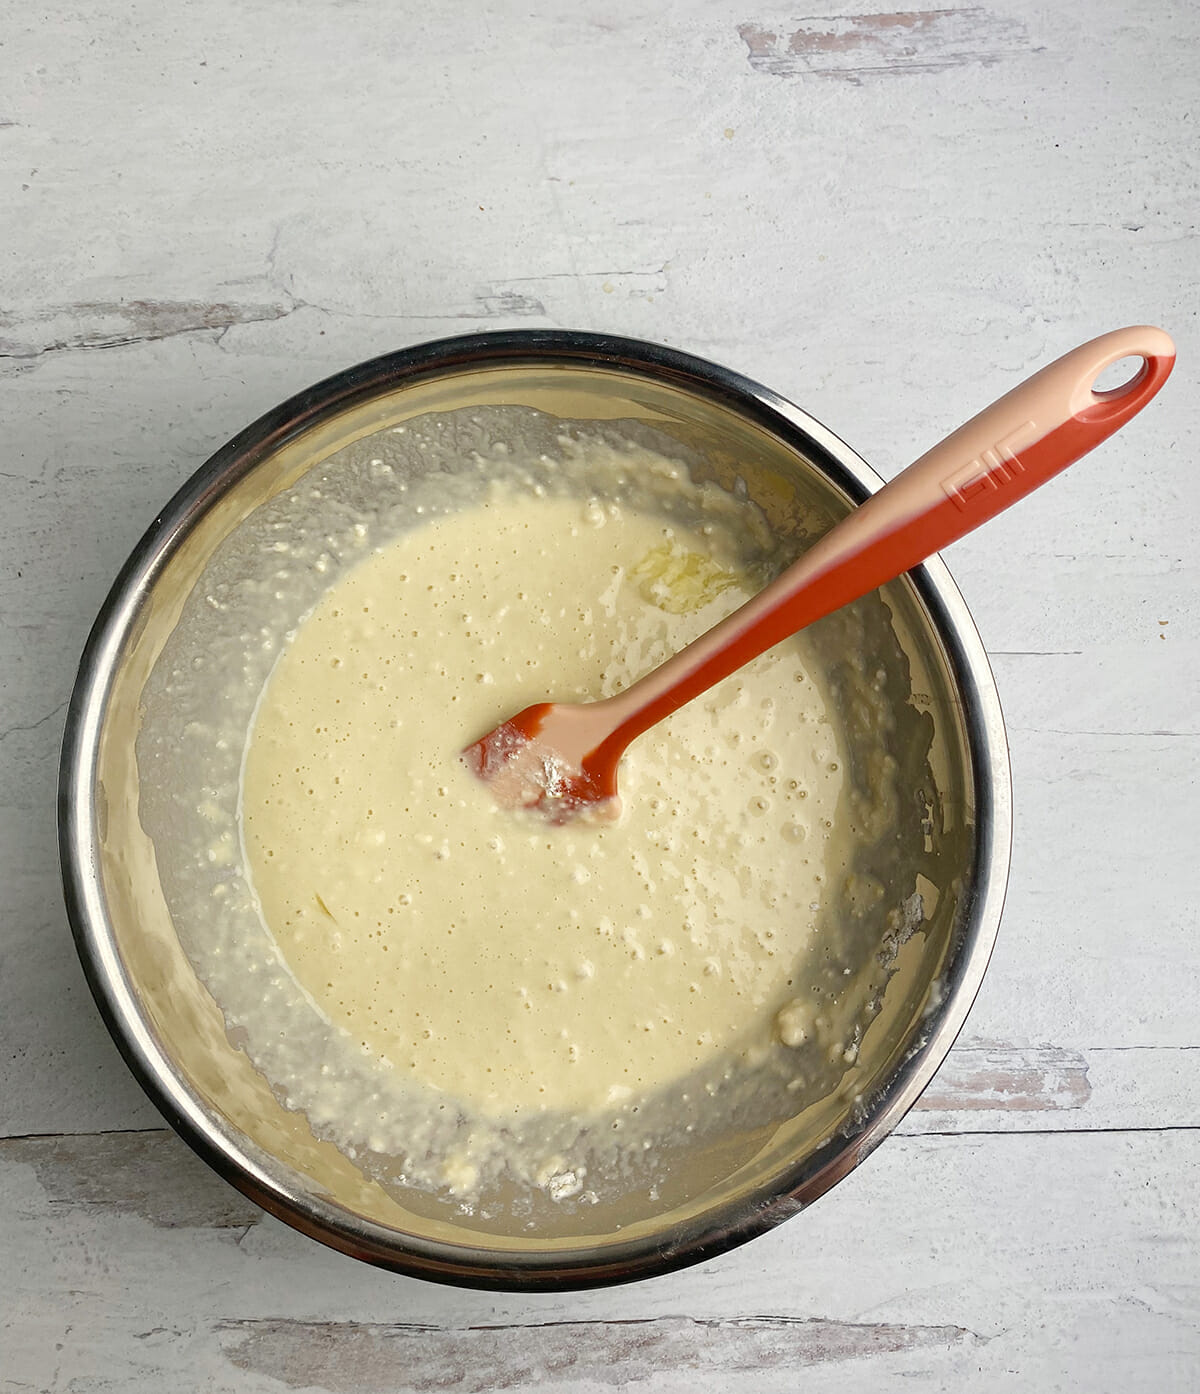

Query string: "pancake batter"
[242, 478, 852, 1121]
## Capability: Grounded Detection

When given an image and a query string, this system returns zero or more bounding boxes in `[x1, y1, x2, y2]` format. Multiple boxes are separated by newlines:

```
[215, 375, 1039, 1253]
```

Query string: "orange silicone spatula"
[463, 326, 1175, 820]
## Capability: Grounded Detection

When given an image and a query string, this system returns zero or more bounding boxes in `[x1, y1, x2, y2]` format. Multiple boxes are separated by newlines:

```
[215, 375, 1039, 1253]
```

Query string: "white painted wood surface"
[2, 0, 1197, 1387]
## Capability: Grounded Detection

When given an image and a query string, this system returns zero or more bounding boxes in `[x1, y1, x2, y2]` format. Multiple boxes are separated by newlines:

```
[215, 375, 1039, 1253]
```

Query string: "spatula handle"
[601, 326, 1175, 748]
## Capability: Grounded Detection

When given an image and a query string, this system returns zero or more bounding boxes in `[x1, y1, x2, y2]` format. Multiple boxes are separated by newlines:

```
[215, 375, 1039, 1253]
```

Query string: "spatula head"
[461, 702, 621, 823]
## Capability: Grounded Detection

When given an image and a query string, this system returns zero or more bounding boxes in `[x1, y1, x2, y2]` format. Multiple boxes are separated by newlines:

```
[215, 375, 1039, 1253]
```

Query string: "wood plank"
[3, 1033, 1195, 1201]
[2, 1128, 1196, 1390]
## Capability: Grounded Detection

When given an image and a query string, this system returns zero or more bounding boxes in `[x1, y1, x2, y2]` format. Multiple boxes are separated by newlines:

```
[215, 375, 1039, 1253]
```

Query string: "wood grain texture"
[3, 1129, 1197, 1389]
[1, 0, 1198, 1387]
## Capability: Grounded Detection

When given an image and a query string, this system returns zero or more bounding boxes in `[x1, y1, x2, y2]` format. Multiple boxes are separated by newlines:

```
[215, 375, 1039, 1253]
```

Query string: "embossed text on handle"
[941, 420, 1039, 511]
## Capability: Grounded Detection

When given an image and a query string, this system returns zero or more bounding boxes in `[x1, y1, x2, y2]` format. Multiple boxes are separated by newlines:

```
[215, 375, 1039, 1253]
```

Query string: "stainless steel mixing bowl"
[59, 331, 1010, 1289]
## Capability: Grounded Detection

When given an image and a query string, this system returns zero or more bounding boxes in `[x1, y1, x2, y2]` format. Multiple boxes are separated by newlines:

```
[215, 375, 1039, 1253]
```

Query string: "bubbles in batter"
[242, 485, 851, 1119]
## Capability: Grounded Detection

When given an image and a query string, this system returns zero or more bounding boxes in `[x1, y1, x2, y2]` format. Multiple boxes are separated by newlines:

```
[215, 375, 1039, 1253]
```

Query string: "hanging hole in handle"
[1092, 355, 1148, 399]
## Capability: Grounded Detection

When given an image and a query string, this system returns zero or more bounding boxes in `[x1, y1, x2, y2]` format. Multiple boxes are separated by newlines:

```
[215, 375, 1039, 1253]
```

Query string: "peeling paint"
[738, 9, 1031, 81]
[219, 1314, 982, 1391]
[0, 298, 296, 359]
[914, 1043, 1092, 1113]
[2, 1131, 261, 1229]
[473, 287, 547, 317]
